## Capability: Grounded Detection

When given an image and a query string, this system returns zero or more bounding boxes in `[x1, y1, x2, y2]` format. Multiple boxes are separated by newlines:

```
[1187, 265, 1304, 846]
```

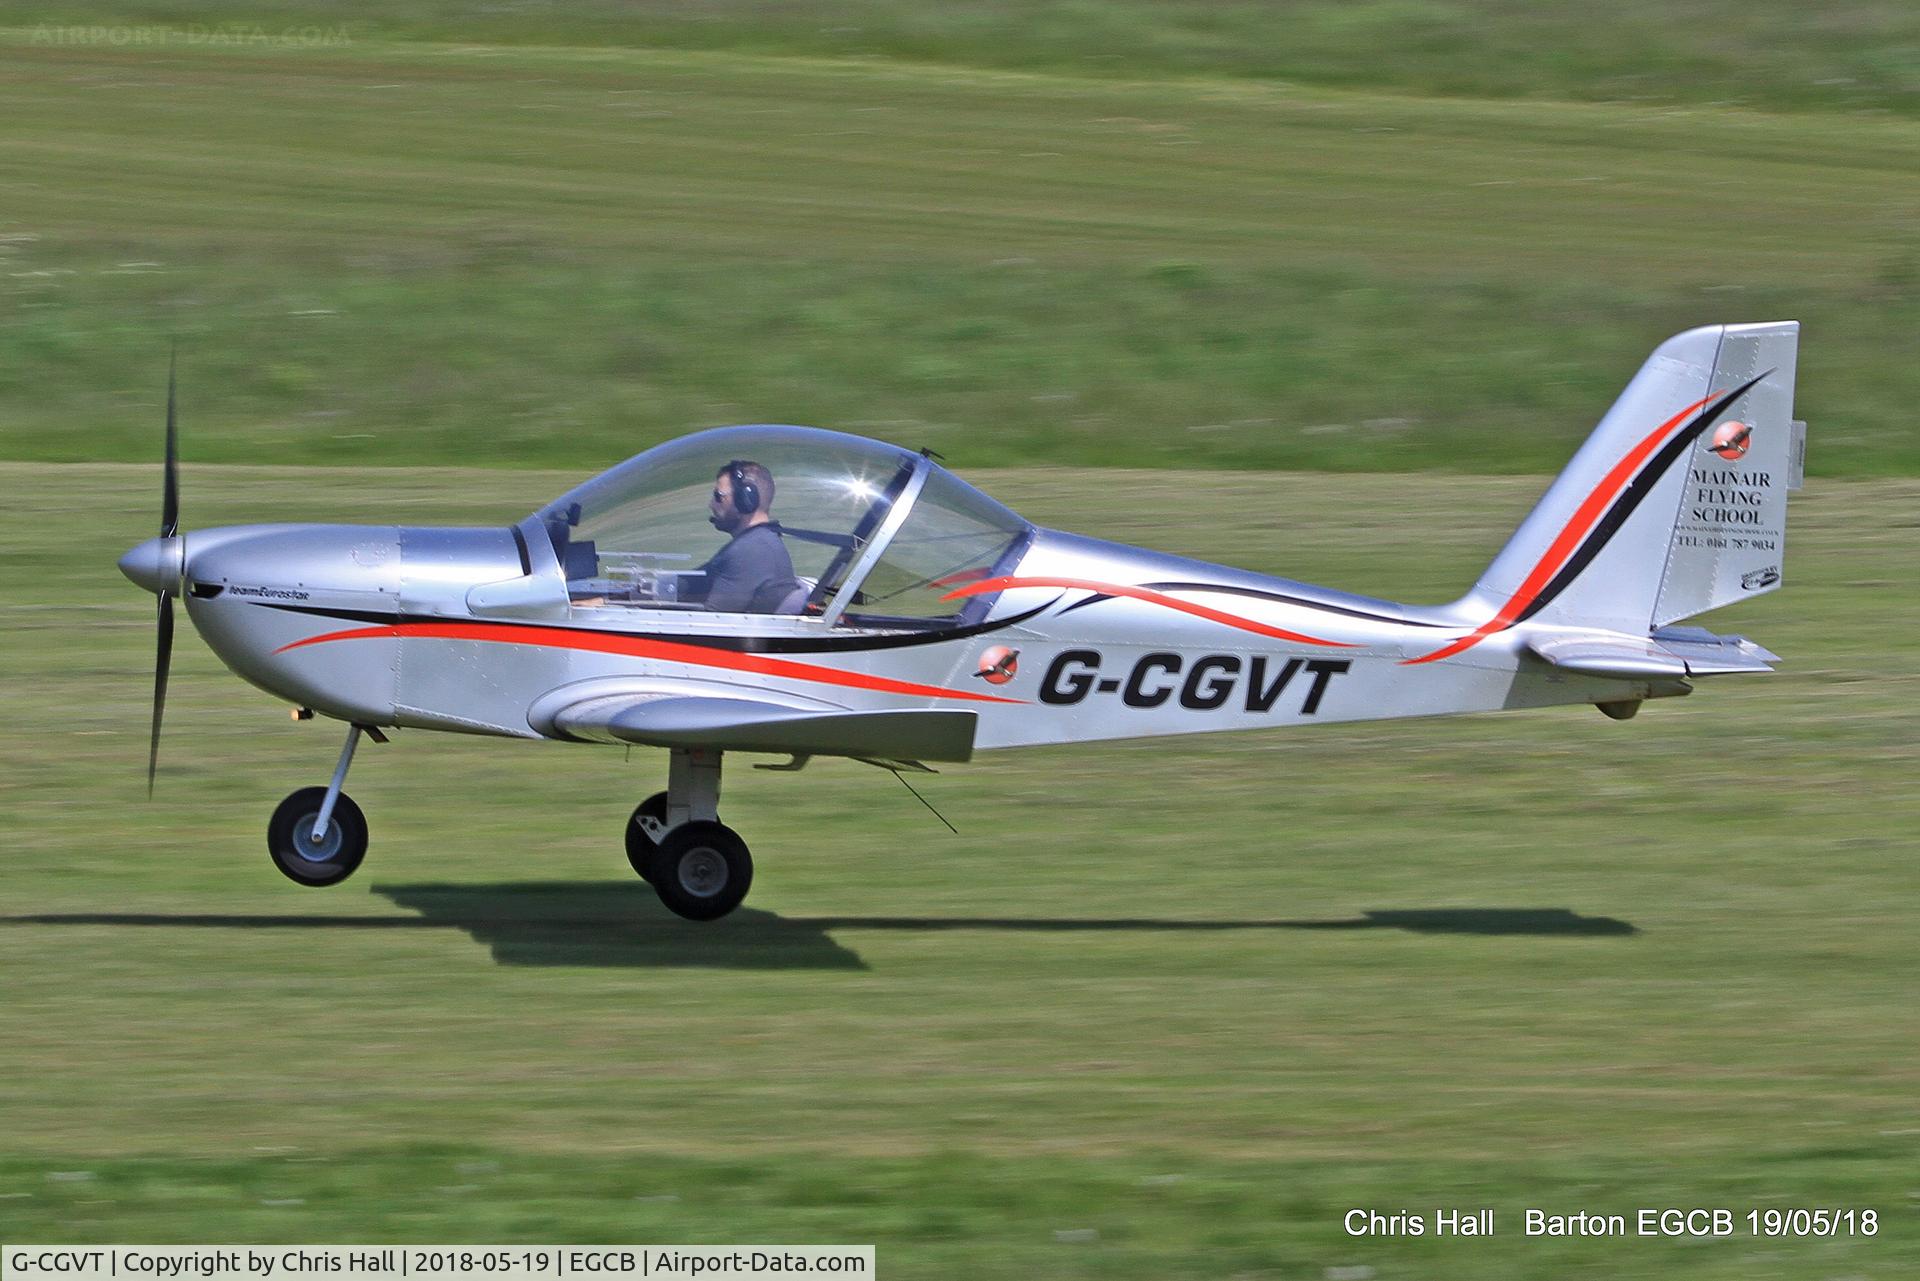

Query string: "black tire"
[651, 821, 753, 921]
[624, 792, 671, 882]
[267, 786, 368, 887]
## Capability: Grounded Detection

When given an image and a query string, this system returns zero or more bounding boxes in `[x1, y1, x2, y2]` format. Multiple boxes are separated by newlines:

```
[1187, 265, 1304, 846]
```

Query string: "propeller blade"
[148, 590, 174, 797]
[149, 350, 182, 795]
[161, 346, 179, 538]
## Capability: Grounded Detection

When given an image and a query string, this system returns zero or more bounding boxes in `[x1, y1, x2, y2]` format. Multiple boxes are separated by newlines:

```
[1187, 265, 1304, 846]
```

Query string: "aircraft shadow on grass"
[7, 886, 1633, 970]
[375, 882, 868, 970]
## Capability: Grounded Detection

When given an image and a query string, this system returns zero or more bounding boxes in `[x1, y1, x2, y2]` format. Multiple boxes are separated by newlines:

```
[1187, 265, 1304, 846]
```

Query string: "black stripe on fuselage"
[1514, 371, 1769, 625]
[256, 600, 1054, 653]
[1056, 580, 1450, 628]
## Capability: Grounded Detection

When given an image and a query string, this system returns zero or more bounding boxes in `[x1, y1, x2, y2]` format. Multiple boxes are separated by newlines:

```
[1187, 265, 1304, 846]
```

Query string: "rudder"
[1651, 322, 1802, 625]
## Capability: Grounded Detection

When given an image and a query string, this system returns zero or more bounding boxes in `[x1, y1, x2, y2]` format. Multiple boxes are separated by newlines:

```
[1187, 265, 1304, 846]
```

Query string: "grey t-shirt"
[698, 524, 797, 613]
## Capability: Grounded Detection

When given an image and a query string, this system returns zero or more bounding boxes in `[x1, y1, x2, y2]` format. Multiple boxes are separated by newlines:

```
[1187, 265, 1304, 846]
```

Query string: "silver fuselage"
[162, 515, 1652, 754]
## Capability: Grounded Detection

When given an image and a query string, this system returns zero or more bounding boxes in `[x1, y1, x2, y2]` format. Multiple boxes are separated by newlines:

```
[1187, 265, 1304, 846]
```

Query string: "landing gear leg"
[634, 748, 753, 921]
[268, 723, 373, 886]
[314, 724, 362, 843]
[665, 745, 724, 830]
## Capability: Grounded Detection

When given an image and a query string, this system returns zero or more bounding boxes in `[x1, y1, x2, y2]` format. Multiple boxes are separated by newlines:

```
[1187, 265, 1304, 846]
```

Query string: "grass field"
[3, 4, 1917, 1272]
[1, 30, 1917, 474]
[2, 462, 1915, 1275]
[20, 2, 1920, 118]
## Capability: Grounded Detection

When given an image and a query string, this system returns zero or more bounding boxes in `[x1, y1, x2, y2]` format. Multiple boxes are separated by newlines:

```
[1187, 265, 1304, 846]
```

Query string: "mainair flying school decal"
[119, 322, 1804, 922]
[1672, 411, 1788, 587]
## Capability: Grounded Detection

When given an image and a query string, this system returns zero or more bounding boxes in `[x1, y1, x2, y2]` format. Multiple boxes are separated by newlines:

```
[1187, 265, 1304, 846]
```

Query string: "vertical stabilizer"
[1445, 322, 1801, 643]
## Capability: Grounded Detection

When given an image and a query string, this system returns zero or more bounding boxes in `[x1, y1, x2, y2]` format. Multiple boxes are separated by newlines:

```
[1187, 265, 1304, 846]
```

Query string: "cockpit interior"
[535, 425, 1032, 628]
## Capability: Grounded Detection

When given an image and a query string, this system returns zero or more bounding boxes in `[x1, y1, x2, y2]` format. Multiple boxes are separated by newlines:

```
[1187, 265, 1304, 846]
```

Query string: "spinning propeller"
[117, 352, 186, 795]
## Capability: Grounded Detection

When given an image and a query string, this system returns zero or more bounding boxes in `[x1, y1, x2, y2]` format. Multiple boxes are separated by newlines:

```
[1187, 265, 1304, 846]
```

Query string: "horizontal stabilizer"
[1648, 625, 1780, 676]
[554, 695, 977, 761]
[1528, 627, 1778, 680]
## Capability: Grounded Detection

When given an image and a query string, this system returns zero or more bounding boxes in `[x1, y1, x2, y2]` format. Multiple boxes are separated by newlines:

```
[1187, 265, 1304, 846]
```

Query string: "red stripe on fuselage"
[275, 621, 1025, 704]
[1401, 393, 1716, 665]
[943, 576, 1357, 647]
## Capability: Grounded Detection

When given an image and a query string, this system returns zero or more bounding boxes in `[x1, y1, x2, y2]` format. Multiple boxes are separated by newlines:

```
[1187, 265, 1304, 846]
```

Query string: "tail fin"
[1457, 322, 1802, 637]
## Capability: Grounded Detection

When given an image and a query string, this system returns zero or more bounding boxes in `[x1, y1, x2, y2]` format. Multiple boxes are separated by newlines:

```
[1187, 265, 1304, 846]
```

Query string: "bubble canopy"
[533, 425, 1032, 626]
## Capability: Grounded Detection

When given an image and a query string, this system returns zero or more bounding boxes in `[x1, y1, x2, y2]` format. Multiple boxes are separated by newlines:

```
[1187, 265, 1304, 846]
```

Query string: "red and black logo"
[974, 645, 1019, 685]
[1709, 420, 1753, 461]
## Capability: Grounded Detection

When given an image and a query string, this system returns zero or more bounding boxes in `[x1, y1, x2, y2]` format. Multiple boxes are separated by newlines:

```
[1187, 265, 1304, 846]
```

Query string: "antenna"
[889, 767, 957, 835]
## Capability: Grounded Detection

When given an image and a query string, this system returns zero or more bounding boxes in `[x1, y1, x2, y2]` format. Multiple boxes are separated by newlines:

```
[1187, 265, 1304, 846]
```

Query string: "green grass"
[2, 462, 1915, 1274]
[5, 7, 1916, 1269]
[2, 36, 1917, 475]
[16, 1, 1920, 118]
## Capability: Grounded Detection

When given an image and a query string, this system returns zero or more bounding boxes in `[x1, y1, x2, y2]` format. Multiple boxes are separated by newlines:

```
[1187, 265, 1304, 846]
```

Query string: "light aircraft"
[121, 322, 1804, 920]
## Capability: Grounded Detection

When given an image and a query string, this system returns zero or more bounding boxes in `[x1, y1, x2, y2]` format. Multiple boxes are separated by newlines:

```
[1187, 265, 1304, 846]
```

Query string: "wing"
[551, 694, 977, 762]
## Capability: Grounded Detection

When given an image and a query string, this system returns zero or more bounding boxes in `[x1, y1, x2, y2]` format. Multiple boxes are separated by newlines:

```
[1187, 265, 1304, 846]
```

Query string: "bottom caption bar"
[4, 1248, 875, 1281]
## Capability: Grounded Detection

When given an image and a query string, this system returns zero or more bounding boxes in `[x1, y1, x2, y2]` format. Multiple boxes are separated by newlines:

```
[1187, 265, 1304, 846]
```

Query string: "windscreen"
[842, 467, 1030, 625]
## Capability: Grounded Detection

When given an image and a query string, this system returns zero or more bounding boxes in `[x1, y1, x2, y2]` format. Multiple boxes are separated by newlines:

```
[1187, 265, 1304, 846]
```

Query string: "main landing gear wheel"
[624, 792, 670, 883]
[651, 821, 753, 921]
[267, 786, 368, 886]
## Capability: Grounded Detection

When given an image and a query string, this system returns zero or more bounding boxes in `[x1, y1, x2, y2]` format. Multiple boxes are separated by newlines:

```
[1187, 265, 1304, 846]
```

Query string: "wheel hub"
[677, 846, 728, 898]
[291, 815, 344, 862]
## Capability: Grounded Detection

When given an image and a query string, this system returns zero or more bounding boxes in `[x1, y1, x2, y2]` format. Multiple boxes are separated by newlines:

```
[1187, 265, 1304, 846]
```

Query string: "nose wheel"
[268, 786, 368, 885]
[268, 723, 377, 887]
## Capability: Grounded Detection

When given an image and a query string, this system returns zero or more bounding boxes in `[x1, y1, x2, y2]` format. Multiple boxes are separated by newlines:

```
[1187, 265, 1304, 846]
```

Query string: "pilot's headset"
[725, 460, 761, 515]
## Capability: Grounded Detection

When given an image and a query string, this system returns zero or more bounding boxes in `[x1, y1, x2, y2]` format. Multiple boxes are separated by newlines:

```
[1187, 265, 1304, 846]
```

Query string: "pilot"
[697, 459, 800, 613]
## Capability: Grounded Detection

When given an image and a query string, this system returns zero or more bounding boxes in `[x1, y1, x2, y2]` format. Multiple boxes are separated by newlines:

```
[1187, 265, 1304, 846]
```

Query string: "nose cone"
[119, 535, 184, 595]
